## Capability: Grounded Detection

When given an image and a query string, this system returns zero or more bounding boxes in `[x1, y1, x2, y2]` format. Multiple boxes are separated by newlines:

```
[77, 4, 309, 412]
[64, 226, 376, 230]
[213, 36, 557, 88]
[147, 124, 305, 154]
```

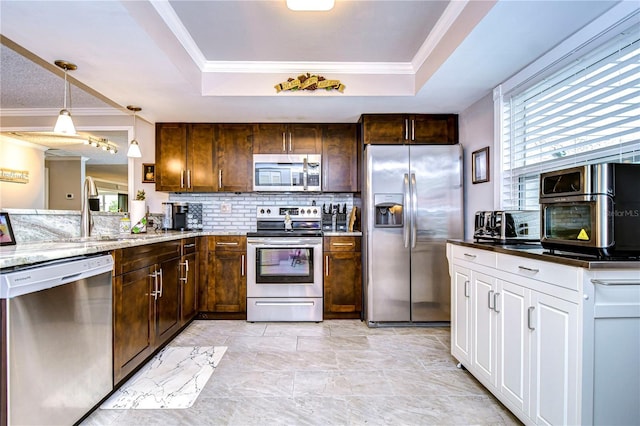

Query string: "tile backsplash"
[2, 193, 355, 242]
[169, 193, 354, 233]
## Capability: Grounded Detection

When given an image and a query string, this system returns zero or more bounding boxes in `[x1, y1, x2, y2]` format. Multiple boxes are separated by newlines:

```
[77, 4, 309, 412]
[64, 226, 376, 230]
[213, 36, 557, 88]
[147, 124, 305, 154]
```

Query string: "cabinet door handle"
[463, 253, 477, 259]
[411, 119, 415, 141]
[282, 132, 286, 152]
[187, 169, 192, 189]
[518, 265, 539, 273]
[149, 270, 159, 300]
[184, 243, 196, 248]
[241, 255, 245, 276]
[180, 170, 185, 189]
[158, 268, 164, 298]
[493, 292, 500, 313]
[527, 306, 535, 330]
[289, 132, 293, 152]
[180, 260, 189, 282]
[404, 118, 409, 141]
[325, 255, 329, 276]
[488, 290, 495, 310]
[464, 280, 470, 298]
[218, 170, 223, 189]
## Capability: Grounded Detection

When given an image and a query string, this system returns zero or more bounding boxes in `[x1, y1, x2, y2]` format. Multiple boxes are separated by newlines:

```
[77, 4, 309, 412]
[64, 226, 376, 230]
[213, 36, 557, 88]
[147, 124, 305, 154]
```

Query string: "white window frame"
[493, 3, 640, 210]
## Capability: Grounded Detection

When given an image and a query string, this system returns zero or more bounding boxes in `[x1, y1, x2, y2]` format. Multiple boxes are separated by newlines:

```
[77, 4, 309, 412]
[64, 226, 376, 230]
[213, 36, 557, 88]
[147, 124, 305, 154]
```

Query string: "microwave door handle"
[403, 173, 410, 248]
[303, 157, 308, 190]
[411, 173, 417, 249]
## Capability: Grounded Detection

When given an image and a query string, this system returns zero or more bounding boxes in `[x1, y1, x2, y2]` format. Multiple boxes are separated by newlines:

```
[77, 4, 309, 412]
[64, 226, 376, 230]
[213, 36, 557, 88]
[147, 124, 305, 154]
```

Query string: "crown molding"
[201, 60, 415, 75]
[151, 0, 208, 68]
[411, 0, 468, 71]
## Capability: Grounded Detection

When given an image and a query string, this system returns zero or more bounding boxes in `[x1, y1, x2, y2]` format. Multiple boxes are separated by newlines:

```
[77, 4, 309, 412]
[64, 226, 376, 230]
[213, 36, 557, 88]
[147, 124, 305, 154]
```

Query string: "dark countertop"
[448, 240, 640, 270]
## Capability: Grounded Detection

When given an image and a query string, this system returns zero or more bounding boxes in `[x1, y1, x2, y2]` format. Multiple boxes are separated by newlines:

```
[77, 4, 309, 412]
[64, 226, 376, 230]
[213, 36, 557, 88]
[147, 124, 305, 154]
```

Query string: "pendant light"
[126, 105, 142, 158]
[53, 60, 77, 135]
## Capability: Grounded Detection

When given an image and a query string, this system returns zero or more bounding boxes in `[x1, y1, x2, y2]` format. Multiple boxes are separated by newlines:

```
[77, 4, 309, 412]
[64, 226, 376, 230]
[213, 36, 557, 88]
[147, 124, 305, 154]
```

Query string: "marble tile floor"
[82, 320, 521, 426]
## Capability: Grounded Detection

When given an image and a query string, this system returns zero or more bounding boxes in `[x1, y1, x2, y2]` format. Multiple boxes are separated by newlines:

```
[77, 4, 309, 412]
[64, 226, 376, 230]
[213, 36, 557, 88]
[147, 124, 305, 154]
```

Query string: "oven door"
[541, 195, 613, 251]
[247, 237, 323, 298]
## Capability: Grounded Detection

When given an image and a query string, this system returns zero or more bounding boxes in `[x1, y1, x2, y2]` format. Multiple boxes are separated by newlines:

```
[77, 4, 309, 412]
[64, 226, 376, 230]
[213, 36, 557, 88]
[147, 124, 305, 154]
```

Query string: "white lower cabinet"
[447, 244, 580, 425]
[497, 280, 529, 416]
[451, 265, 472, 366]
[529, 290, 579, 426]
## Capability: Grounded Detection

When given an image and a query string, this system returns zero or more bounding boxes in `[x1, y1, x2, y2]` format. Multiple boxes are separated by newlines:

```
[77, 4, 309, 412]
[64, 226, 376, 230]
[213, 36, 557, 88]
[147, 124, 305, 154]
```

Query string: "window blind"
[501, 24, 640, 210]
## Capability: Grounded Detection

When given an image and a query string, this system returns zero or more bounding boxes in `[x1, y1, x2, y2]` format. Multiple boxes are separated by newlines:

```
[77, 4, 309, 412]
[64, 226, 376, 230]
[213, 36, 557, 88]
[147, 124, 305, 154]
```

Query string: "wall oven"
[540, 163, 640, 257]
[253, 154, 321, 192]
[246, 206, 323, 321]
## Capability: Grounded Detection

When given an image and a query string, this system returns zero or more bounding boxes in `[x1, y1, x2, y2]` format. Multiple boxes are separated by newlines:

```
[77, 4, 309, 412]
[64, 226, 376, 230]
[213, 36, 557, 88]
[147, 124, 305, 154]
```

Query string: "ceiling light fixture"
[85, 136, 118, 154]
[286, 0, 334, 11]
[53, 60, 78, 135]
[126, 106, 142, 158]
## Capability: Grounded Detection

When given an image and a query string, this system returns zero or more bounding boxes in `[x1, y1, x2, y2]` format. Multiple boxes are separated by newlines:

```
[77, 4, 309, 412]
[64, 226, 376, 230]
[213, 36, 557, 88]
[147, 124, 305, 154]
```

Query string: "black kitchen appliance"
[172, 202, 188, 231]
[540, 163, 640, 257]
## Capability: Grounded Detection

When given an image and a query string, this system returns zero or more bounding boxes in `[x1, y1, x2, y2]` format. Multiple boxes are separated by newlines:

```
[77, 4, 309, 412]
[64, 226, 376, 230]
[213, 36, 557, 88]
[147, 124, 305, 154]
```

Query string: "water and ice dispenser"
[374, 194, 403, 227]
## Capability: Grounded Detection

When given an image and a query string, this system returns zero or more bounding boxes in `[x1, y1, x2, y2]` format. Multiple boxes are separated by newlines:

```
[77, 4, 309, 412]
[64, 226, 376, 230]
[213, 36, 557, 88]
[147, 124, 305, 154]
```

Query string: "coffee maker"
[172, 202, 189, 231]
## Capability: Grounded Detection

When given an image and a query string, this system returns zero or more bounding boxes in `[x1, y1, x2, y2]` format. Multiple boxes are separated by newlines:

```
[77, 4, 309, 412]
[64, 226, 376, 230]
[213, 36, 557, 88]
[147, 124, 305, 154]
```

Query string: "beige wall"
[46, 158, 84, 210]
[459, 93, 495, 239]
[0, 138, 46, 209]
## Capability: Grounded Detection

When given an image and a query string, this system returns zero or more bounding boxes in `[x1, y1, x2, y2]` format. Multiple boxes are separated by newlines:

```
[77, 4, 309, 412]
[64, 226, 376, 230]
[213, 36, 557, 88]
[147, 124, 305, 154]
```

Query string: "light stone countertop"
[0, 231, 207, 269]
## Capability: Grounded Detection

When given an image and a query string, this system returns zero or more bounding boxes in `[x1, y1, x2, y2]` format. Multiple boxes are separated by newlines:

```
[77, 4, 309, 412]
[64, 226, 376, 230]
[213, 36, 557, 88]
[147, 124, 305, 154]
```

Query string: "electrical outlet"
[66, 193, 74, 199]
[221, 203, 232, 214]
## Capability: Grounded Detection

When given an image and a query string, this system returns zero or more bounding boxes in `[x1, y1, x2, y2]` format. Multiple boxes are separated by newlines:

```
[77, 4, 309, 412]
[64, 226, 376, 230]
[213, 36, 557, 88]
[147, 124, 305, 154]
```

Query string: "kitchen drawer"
[324, 236, 361, 252]
[450, 244, 497, 269]
[182, 237, 197, 255]
[498, 253, 579, 291]
[116, 240, 181, 274]
[211, 235, 246, 252]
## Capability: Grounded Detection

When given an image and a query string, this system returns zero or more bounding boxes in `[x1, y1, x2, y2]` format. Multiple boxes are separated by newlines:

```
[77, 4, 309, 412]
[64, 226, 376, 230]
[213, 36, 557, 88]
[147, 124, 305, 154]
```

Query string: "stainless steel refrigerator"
[363, 144, 463, 324]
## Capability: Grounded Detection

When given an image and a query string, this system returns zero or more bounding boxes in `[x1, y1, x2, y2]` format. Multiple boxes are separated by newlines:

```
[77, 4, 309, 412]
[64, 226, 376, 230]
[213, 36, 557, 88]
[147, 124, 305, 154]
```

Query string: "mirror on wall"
[0, 38, 129, 212]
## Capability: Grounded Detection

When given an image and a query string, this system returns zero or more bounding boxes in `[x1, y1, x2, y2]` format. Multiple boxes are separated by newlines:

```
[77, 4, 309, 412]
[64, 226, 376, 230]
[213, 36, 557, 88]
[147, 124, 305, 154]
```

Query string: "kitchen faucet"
[81, 176, 98, 237]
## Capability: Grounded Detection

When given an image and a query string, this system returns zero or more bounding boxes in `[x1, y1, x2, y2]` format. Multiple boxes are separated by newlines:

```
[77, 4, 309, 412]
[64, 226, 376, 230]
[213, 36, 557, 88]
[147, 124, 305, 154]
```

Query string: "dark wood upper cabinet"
[253, 123, 322, 154]
[216, 124, 253, 192]
[322, 124, 359, 192]
[155, 123, 188, 191]
[360, 114, 458, 145]
[155, 123, 216, 192]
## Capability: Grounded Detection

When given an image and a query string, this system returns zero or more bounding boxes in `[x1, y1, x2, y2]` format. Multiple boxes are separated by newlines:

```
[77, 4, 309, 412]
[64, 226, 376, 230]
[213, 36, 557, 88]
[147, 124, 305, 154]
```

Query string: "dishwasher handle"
[0, 255, 114, 299]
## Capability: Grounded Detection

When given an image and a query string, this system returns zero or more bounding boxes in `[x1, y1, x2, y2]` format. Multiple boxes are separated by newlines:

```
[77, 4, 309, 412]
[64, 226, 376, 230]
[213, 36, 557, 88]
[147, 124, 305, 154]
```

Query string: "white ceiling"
[0, 0, 621, 125]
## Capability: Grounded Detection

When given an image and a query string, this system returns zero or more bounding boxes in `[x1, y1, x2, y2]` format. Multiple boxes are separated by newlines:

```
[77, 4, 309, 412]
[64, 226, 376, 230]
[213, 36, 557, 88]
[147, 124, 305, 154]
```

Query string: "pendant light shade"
[53, 60, 77, 135]
[127, 106, 143, 158]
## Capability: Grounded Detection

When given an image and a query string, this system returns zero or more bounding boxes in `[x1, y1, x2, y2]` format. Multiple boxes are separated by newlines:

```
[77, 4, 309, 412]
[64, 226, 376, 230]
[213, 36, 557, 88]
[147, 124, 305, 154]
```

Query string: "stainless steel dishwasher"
[1, 254, 114, 425]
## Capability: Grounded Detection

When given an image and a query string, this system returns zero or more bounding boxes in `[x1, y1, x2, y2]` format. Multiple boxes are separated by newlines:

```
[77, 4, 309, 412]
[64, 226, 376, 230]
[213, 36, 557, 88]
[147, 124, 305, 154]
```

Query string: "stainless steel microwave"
[253, 154, 321, 192]
[539, 163, 640, 257]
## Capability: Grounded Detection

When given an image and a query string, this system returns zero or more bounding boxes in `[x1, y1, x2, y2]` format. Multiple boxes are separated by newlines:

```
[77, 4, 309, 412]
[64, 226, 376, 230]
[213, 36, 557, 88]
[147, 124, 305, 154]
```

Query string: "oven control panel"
[256, 206, 321, 220]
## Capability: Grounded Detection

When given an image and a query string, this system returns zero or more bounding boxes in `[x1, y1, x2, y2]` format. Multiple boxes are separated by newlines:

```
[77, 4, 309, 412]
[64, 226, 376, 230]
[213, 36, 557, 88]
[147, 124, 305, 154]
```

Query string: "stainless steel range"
[246, 206, 323, 322]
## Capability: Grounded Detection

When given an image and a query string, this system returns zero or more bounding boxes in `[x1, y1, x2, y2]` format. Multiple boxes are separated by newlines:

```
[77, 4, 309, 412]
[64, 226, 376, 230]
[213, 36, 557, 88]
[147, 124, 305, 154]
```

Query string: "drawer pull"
[184, 243, 196, 248]
[217, 242, 239, 246]
[591, 279, 640, 286]
[332, 242, 354, 247]
[527, 306, 535, 330]
[518, 265, 539, 273]
[463, 253, 477, 259]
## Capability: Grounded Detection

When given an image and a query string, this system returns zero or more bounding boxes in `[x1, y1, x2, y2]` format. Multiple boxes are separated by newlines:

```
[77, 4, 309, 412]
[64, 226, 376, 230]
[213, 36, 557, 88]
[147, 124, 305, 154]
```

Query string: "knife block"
[322, 213, 333, 231]
[336, 213, 347, 231]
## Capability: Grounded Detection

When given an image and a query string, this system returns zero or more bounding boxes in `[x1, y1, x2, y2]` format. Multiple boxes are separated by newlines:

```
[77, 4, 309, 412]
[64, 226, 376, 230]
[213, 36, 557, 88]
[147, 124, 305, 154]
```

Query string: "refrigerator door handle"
[410, 173, 417, 249]
[403, 173, 410, 248]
